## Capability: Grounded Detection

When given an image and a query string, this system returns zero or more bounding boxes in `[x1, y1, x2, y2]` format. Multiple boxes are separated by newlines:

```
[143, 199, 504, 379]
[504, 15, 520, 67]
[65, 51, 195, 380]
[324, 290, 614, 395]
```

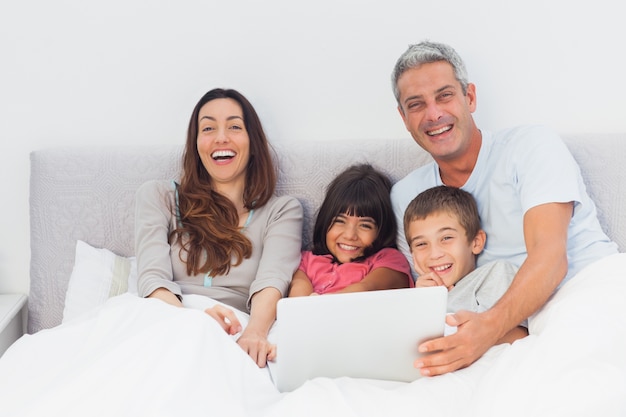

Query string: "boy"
[403, 185, 528, 344]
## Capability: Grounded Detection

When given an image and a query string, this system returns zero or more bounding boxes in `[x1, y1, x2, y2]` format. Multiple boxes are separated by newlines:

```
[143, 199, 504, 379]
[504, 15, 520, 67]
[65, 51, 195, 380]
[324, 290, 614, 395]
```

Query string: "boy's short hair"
[403, 185, 482, 247]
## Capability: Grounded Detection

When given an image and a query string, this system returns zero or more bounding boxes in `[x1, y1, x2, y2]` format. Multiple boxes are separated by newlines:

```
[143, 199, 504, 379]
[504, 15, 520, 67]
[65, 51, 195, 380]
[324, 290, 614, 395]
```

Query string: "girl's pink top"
[298, 247, 414, 294]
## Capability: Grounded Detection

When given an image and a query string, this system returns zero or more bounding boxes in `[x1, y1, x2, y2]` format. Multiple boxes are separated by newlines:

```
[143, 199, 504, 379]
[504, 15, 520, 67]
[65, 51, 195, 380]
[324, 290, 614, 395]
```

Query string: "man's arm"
[415, 202, 572, 376]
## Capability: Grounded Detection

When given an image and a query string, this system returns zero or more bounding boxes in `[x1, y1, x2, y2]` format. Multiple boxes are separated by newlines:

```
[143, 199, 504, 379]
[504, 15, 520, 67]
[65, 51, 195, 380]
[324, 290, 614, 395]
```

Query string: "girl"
[136, 88, 303, 367]
[288, 163, 413, 296]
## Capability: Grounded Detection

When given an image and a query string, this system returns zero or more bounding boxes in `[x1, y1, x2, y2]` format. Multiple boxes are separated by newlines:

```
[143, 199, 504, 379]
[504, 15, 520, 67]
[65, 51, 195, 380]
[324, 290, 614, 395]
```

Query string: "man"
[390, 41, 618, 377]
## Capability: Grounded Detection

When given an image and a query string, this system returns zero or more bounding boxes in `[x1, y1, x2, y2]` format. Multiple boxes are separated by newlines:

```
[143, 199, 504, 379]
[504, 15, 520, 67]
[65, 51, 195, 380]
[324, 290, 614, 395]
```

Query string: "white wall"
[1, 0, 625, 295]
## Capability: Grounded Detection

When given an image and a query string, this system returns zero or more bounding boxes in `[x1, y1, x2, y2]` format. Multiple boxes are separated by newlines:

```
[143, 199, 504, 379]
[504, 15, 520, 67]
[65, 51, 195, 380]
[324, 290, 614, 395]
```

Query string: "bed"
[3, 134, 626, 416]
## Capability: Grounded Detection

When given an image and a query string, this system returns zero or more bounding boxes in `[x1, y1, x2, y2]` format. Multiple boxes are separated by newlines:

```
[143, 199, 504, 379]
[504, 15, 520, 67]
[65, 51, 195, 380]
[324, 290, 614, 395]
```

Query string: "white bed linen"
[1, 254, 626, 417]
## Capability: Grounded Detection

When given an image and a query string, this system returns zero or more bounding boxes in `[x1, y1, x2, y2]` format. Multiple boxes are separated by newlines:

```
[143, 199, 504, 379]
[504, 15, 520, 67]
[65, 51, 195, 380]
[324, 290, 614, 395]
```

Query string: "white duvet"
[1, 253, 626, 417]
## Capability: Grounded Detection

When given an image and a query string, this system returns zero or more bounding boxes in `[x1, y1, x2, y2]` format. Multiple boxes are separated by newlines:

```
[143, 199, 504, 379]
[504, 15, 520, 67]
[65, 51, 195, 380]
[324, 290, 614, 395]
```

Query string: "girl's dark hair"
[312, 163, 397, 262]
[172, 88, 277, 276]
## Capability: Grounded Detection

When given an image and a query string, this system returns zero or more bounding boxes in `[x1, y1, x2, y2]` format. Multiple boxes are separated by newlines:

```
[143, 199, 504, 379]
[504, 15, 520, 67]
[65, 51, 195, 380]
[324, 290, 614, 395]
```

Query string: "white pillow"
[63, 240, 138, 323]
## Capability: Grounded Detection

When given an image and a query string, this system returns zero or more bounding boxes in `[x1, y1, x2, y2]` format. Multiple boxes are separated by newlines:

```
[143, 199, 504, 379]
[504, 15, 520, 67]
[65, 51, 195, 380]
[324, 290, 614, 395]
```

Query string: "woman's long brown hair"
[172, 88, 277, 276]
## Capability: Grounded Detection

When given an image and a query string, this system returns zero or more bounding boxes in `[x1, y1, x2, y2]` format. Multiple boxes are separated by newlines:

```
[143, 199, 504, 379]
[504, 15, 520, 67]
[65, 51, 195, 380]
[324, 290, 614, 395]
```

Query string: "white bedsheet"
[1, 254, 626, 417]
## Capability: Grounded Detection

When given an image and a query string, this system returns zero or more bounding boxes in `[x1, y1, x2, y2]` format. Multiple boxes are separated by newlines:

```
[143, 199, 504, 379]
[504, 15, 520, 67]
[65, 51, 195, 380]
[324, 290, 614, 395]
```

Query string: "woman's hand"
[203, 287, 280, 367]
[204, 304, 276, 363]
[204, 304, 243, 335]
[236, 327, 276, 366]
[242, 287, 282, 367]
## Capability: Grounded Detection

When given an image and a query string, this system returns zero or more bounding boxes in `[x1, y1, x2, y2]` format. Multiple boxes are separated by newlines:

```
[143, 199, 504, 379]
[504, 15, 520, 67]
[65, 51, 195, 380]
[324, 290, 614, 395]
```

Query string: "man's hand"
[414, 310, 501, 376]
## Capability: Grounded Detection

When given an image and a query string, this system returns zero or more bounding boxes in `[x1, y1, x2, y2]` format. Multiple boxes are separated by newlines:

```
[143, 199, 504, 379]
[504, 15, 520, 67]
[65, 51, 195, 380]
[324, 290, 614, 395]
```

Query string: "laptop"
[268, 286, 447, 392]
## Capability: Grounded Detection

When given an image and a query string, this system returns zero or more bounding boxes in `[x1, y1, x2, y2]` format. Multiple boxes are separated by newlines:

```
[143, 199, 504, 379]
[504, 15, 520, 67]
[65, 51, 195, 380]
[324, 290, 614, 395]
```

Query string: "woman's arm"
[135, 180, 183, 299]
[246, 196, 303, 307]
[236, 287, 282, 367]
[237, 196, 303, 366]
[288, 270, 315, 296]
[147, 287, 183, 307]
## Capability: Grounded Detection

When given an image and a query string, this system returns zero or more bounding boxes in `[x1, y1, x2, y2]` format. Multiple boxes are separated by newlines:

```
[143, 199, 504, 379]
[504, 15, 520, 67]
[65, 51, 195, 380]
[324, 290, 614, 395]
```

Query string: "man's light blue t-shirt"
[392, 125, 618, 283]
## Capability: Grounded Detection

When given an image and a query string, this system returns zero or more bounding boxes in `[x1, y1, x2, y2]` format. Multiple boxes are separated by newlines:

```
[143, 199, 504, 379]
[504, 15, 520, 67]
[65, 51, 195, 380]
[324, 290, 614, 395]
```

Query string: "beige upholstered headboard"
[28, 135, 626, 333]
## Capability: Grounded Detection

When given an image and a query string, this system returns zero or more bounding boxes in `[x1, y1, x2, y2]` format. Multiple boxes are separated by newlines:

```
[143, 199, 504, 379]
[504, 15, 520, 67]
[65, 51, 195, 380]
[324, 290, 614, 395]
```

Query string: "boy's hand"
[415, 271, 453, 291]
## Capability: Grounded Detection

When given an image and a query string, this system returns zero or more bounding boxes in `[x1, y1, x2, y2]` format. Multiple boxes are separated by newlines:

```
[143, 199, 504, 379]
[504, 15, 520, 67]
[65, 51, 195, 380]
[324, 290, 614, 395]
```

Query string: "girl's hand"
[204, 304, 243, 335]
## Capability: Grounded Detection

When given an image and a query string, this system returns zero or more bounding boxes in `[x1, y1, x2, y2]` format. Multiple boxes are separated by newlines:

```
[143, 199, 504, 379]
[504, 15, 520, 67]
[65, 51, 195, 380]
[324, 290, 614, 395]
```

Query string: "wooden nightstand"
[0, 294, 27, 357]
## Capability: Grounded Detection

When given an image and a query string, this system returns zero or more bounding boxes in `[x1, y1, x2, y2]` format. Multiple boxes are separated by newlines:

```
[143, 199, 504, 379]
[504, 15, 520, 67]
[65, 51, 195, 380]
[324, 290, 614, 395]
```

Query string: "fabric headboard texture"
[28, 135, 626, 333]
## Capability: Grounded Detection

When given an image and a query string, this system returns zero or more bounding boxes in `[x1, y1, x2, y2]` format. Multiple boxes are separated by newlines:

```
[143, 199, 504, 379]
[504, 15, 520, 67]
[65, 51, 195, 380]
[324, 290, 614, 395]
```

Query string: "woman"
[135, 88, 303, 367]
[0, 89, 297, 415]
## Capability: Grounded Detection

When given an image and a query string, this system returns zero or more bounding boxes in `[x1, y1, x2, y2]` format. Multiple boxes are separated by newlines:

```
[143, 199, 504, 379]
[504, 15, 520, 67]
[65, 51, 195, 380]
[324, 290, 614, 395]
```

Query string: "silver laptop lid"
[270, 286, 447, 392]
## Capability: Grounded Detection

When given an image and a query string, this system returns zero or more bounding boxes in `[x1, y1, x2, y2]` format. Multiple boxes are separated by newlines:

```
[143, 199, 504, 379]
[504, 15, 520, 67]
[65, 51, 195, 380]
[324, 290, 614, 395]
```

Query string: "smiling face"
[396, 61, 478, 165]
[407, 210, 485, 287]
[325, 213, 379, 264]
[196, 98, 250, 192]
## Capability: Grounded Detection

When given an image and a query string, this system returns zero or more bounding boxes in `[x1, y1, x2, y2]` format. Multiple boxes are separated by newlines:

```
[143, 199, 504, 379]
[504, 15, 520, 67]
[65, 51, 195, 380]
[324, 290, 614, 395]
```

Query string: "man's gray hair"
[391, 41, 469, 104]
